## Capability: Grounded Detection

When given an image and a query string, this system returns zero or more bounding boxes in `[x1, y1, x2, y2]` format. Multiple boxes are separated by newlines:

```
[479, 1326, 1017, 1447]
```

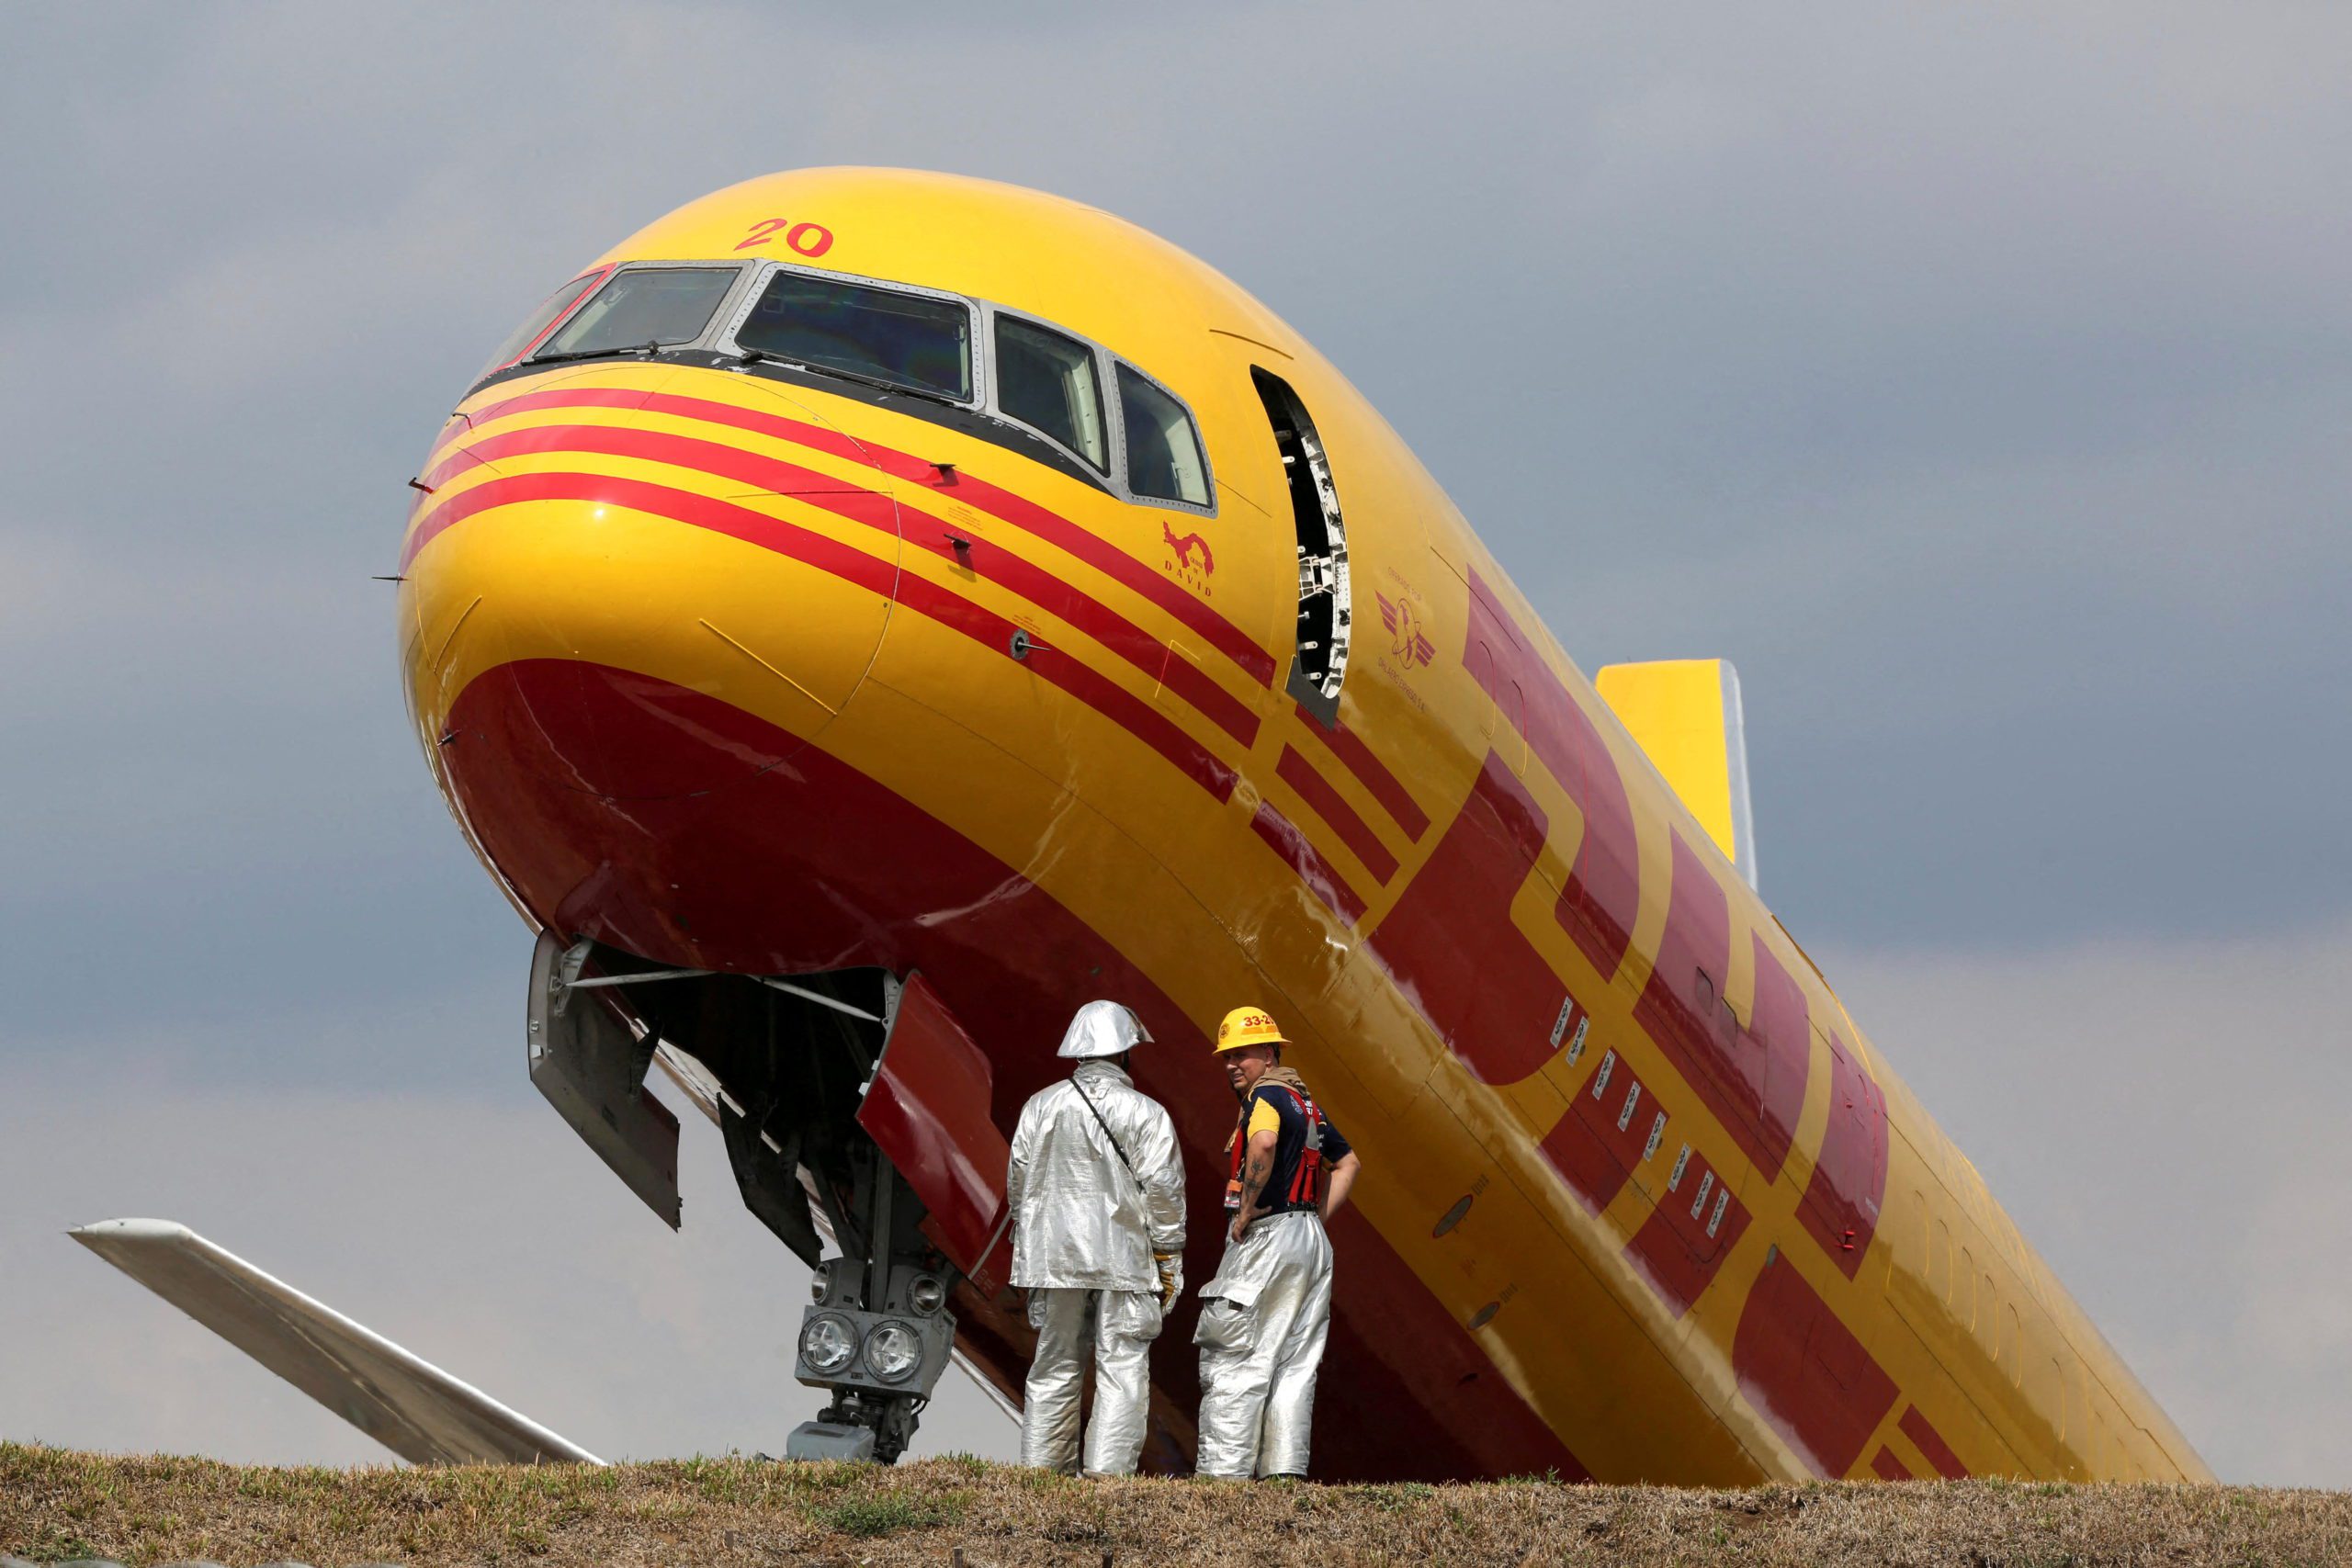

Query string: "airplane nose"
[403, 477, 900, 801]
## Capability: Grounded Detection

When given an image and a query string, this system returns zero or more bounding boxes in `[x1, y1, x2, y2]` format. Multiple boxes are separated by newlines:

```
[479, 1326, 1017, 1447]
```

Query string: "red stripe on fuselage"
[402, 468, 895, 590]
[888, 569, 1237, 803]
[407, 471, 1235, 802]
[1275, 745, 1399, 884]
[1293, 704, 1430, 840]
[434, 381, 1278, 686]
[1542, 1051, 1650, 1215]
[1462, 570, 1641, 982]
[417, 422, 1261, 748]
[1623, 1145, 1751, 1316]
[1898, 1405, 1969, 1479]
[1733, 1256, 1900, 1477]
[1369, 752, 1563, 1086]
[1248, 799, 1368, 925]
[1797, 1032, 1889, 1280]
[1633, 829, 1799, 1183]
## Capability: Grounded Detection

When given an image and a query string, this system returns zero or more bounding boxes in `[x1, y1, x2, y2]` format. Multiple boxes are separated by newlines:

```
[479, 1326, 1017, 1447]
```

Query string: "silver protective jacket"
[1193, 1210, 1334, 1477]
[1007, 1060, 1185, 1291]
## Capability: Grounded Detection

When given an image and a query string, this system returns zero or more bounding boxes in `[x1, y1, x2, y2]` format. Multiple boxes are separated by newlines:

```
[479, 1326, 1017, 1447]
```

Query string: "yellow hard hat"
[1214, 1006, 1289, 1055]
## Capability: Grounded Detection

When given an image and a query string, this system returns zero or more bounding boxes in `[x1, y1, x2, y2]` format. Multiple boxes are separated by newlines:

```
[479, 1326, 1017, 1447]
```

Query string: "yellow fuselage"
[399, 168, 2207, 1483]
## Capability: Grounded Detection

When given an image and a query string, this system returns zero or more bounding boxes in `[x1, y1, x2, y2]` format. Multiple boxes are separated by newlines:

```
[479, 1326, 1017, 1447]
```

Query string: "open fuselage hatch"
[1253, 367, 1351, 726]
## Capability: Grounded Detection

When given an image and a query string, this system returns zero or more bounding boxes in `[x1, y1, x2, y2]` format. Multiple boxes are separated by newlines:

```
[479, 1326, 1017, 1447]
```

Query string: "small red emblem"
[1375, 592, 1435, 669]
[1161, 521, 1215, 577]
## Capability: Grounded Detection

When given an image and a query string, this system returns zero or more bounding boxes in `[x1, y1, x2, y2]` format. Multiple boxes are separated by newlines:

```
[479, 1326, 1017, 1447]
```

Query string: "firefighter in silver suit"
[1193, 1006, 1363, 1479]
[1006, 1000, 1187, 1475]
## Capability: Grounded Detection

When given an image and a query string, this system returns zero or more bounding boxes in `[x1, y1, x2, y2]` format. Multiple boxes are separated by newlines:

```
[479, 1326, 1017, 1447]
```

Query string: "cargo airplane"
[83, 168, 2208, 1483]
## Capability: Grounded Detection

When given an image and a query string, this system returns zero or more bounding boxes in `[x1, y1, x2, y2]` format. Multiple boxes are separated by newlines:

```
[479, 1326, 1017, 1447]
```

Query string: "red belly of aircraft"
[443, 656, 1586, 1480]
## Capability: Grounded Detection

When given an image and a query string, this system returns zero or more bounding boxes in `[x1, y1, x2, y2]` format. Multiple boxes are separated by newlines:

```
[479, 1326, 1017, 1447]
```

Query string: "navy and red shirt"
[1229, 1080, 1351, 1216]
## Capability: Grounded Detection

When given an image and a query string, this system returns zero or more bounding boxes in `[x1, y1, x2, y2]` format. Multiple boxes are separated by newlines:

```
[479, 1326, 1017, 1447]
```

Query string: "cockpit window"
[477, 267, 610, 380]
[737, 272, 972, 400]
[1117, 364, 1210, 506]
[534, 266, 736, 360]
[996, 315, 1106, 471]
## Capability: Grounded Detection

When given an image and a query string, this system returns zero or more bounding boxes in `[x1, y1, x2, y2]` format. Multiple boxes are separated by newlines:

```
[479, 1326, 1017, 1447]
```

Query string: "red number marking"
[734, 217, 792, 252]
[786, 221, 833, 258]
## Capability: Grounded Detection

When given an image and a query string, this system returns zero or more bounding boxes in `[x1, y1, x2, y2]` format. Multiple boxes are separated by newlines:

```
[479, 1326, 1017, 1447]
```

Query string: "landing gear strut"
[526, 933, 1008, 1463]
[786, 1142, 958, 1462]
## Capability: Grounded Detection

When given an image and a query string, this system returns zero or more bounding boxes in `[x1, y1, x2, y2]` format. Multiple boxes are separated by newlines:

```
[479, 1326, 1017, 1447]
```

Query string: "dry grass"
[2, 1441, 2345, 1566]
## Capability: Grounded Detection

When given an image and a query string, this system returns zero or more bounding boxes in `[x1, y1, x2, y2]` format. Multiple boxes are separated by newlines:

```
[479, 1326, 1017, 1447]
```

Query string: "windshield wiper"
[525, 339, 663, 367]
[738, 346, 963, 408]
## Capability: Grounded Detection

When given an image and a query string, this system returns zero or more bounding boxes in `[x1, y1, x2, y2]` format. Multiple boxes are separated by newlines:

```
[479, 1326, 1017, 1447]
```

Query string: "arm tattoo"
[1239, 1147, 1273, 1211]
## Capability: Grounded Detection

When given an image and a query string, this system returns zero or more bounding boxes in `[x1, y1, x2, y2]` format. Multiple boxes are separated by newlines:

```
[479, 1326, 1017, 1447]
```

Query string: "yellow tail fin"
[1595, 659, 1756, 889]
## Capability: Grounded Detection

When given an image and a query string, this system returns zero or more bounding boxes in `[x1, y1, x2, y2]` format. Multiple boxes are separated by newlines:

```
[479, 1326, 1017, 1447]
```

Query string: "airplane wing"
[69, 1218, 601, 1467]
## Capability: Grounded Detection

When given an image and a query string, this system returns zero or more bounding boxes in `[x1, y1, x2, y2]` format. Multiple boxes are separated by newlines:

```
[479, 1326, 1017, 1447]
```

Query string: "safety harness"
[1224, 1080, 1327, 1216]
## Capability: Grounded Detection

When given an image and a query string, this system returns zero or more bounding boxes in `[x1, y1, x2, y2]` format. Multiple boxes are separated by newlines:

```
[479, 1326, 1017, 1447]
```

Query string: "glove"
[1155, 1250, 1183, 1312]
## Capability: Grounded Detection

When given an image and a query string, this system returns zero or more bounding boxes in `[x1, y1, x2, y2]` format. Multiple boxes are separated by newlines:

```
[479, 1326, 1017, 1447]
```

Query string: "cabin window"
[1251, 367, 1351, 726]
[996, 315, 1107, 470]
[1117, 364, 1211, 506]
[738, 271, 972, 400]
[537, 266, 737, 360]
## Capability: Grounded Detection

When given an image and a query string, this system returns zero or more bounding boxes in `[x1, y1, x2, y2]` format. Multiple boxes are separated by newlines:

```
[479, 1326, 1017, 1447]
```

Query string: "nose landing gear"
[526, 933, 1012, 1462]
[785, 1146, 959, 1461]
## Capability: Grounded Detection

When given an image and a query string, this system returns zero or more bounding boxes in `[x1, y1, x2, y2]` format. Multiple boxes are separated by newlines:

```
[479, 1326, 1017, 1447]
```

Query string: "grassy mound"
[3, 1441, 2345, 1566]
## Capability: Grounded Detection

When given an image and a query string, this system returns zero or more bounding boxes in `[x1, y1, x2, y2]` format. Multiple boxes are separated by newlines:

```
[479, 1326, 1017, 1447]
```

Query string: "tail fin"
[1595, 659, 1758, 890]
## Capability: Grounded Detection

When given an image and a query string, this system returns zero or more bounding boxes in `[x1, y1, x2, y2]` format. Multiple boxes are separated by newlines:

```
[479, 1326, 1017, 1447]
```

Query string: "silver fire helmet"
[1056, 1000, 1153, 1060]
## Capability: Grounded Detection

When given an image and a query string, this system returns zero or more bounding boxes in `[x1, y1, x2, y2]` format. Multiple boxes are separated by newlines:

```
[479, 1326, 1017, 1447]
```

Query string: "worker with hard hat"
[1192, 1005, 1363, 1479]
[1006, 999, 1187, 1475]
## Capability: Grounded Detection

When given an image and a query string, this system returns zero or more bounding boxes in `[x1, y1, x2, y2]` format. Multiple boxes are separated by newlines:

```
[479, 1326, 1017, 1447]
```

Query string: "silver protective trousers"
[1193, 1211, 1333, 1478]
[1020, 1286, 1161, 1475]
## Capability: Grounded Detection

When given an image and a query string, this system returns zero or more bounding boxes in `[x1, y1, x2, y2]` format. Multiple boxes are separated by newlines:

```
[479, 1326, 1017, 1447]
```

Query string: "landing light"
[799, 1312, 858, 1376]
[909, 1274, 946, 1314]
[865, 1320, 922, 1382]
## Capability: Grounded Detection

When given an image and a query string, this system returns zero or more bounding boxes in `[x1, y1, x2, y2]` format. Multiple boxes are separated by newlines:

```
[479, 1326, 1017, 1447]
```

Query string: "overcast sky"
[2, 1, 2346, 1484]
